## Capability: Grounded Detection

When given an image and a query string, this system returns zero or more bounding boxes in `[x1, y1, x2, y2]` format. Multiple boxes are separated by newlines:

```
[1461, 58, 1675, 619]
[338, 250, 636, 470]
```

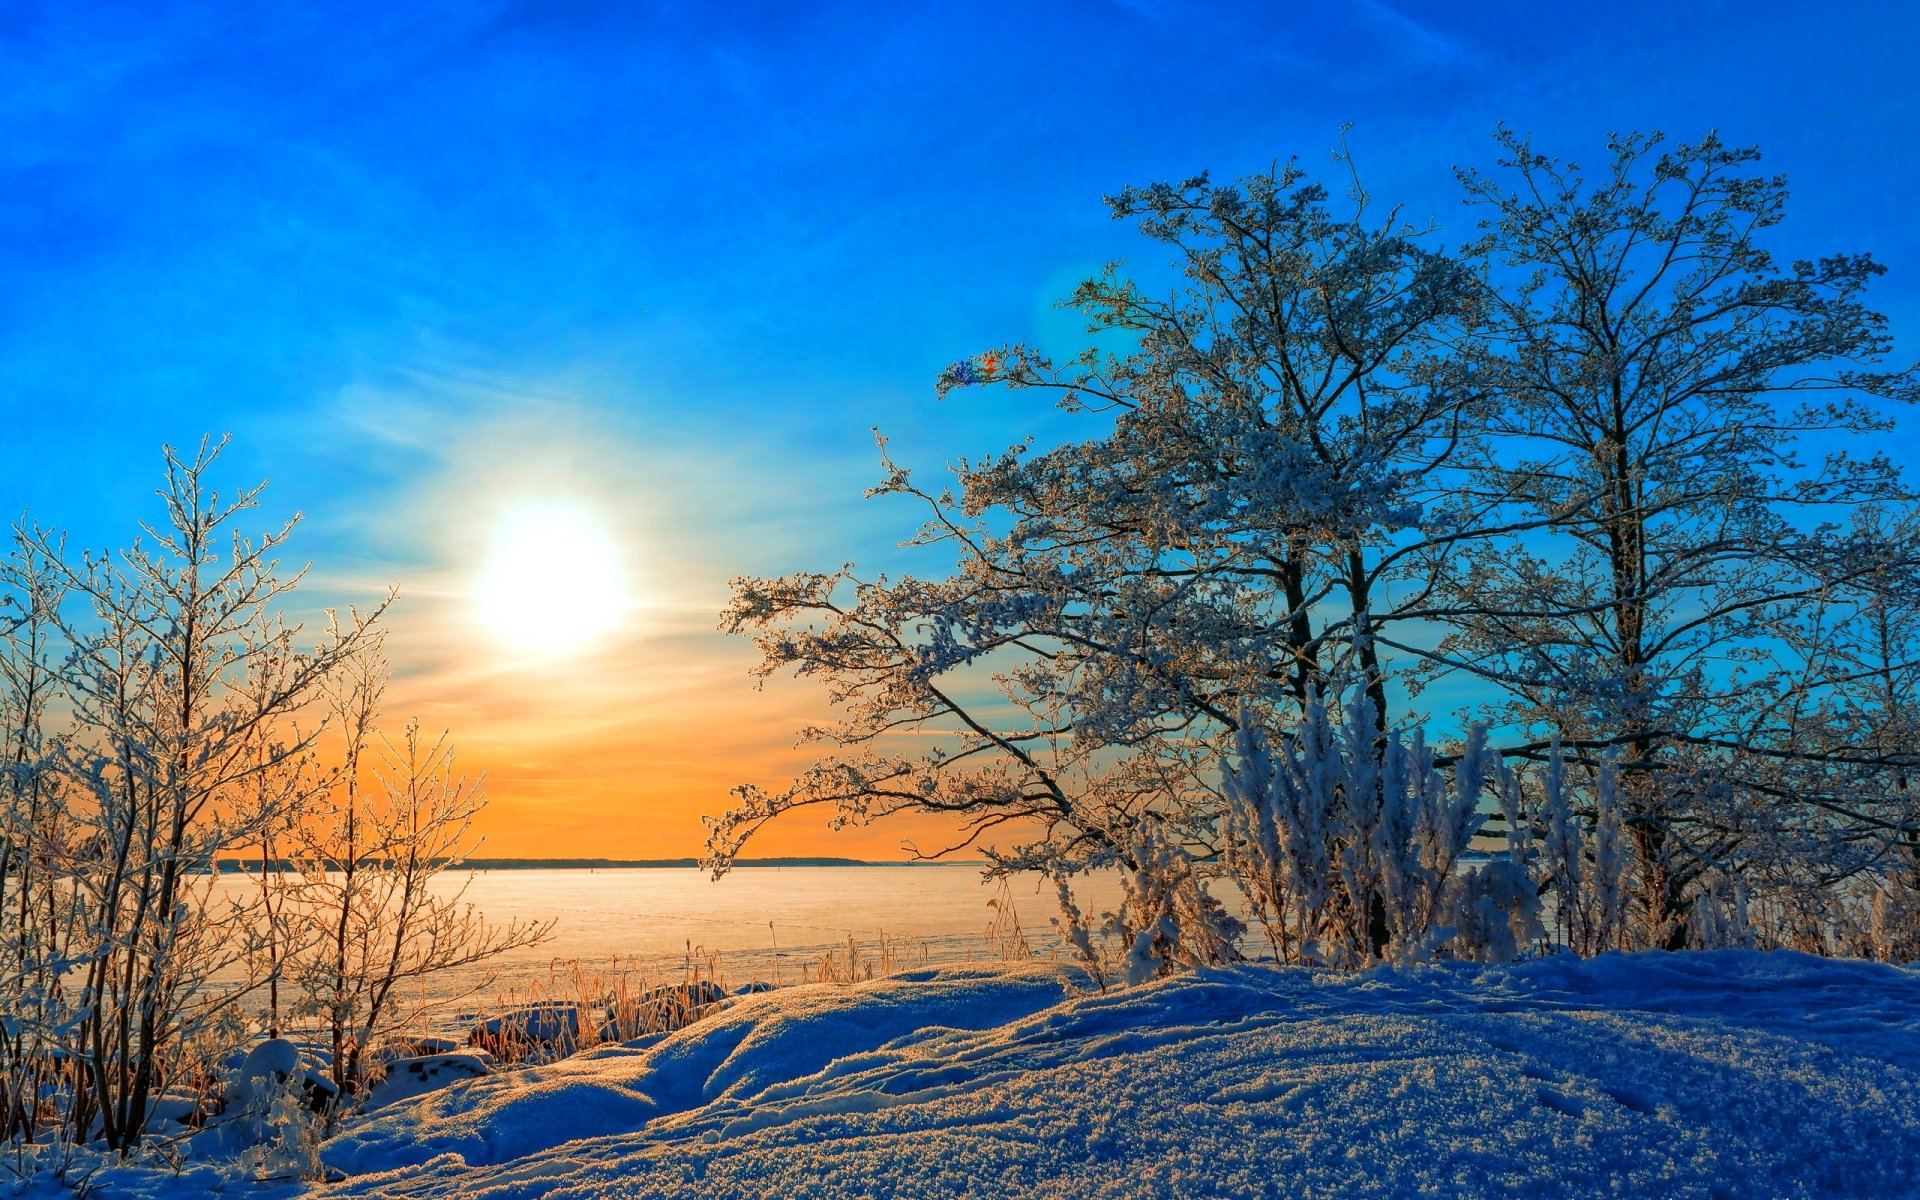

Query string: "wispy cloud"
[1352, 0, 1485, 72]
[1160, 0, 1490, 91]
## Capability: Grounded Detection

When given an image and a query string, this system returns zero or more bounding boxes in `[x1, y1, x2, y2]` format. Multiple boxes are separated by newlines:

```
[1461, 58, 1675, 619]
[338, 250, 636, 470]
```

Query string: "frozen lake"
[435, 864, 1127, 979]
[208, 865, 1132, 1027]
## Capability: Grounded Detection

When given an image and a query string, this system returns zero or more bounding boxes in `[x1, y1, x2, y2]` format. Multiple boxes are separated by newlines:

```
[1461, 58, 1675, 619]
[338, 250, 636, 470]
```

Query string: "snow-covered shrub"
[8, 442, 387, 1151]
[1865, 874, 1920, 963]
[1441, 859, 1543, 964]
[1535, 746, 1631, 956]
[1050, 880, 1109, 990]
[0, 539, 82, 1147]
[1047, 836, 1241, 988]
[1687, 875, 1757, 951]
[216, 1039, 322, 1183]
[285, 654, 552, 1101]
[1045, 829, 1243, 988]
[1798, 857, 1920, 965]
[1221, 694, 1496, 967]
[1113, 829, 1244, 983]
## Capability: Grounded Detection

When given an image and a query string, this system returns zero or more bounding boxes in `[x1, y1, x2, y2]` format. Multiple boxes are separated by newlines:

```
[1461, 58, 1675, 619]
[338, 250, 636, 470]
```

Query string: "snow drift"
[312, 951, 1920, 1199]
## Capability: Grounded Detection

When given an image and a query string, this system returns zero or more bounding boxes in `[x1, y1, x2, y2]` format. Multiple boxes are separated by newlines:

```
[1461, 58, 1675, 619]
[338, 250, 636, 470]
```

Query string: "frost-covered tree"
[1745, 504, 1920, 955]
[714, 160, 1492, 913]
[25, 438, 385, 1149]
[0, 437, 547, 1154]
[1443, 131, 1920, 947]
[714, 131, 1919, 971]
[287, 640, 551, 1105]
[0, 534, 82, 1142]
[1835, 513, 1920, 958]
[939, 159, 1493, 733]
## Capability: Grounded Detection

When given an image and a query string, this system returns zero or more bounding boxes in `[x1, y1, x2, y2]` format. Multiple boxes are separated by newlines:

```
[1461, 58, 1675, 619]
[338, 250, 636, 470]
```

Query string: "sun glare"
[476, 502, 626, 655]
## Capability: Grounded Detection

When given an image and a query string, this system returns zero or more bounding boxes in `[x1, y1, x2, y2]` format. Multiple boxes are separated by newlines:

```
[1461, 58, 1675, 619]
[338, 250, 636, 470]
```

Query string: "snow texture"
[62, 953, 1920, 1198]
[228, 1038, 301, 1112]
[301, 952, 1920, 1199]
[363, 1053, 497, 1112]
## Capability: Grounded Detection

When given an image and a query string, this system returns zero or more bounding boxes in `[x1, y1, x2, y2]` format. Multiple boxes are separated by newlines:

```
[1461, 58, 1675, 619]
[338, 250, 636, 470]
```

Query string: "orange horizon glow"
[100, 390, 1011, 868]
[305, 439, 992, 864]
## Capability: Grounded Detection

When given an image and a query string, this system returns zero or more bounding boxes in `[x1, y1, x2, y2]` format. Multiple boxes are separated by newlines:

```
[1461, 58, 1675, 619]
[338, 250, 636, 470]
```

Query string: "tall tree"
[36, 438, 381, 1149]
[1443, 131, 1919, 945]
[714, 160, 1491, 911]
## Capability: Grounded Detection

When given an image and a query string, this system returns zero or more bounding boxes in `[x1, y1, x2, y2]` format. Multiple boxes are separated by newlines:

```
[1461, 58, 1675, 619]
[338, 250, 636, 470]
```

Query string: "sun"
[475, 501, 626, 655]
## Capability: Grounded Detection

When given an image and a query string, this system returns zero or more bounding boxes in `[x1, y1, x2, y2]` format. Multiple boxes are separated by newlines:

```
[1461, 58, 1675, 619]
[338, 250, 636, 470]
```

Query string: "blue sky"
[3, 0, 1916, 854]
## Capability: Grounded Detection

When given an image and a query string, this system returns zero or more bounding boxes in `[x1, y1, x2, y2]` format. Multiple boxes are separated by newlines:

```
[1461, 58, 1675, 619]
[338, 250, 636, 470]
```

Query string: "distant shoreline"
[207, 856, 986, 872]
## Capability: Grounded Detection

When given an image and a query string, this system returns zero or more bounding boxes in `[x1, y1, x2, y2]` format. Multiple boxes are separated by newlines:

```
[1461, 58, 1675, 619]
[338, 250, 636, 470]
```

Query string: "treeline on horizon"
[206, 856, 965, 872]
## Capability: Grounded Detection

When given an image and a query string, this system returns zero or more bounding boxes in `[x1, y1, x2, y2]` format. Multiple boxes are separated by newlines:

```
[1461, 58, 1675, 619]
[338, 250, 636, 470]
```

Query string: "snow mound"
[326, 962, 1085, 1177]
[324, 952, 1920, 1199]
[365, 1053, 497, 1112]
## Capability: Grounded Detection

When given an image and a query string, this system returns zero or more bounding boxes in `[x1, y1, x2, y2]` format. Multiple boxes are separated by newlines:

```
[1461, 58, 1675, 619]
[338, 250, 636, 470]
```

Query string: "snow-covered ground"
[79, 951, 1920, 1197]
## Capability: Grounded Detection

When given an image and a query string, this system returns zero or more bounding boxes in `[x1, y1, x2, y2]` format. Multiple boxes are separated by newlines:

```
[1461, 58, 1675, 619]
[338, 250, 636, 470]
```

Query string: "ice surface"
[202, 866, 1132, 1017]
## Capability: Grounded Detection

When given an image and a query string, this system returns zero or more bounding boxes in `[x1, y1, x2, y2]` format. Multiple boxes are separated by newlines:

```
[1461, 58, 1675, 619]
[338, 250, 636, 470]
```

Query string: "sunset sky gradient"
[4, 1, 1917, 858]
